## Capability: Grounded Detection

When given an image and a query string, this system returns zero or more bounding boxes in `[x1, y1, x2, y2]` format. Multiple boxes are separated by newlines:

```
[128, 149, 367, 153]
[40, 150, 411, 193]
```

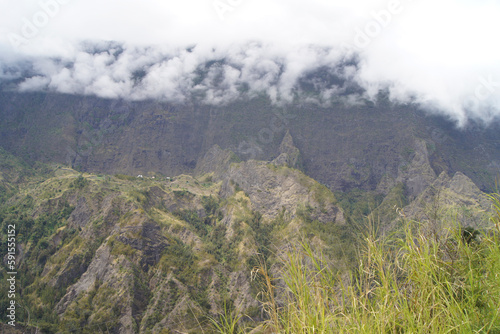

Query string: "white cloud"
[0, 0, 499, 125]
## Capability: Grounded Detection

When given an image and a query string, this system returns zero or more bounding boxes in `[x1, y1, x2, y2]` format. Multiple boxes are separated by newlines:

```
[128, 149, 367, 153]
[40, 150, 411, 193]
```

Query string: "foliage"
[114, 173, 136, 181]
[159, 237, 197, 284]
[296, 203, 314, 224]
[253, 195, 500, 333]
[31, 203, 74, 244]
[335, 188, 386, 223]
[0, 199, 73, 247]
[129, 189, 149, 205]
[0, 183, 14, 203]
[71, 175, 89, 189]
[173, 209, 209, 236]
[60, 282, 120, 333]
[230, 179, 243, 193]
[204, 224, 238, 267]
[245, 210, 273, 260]
[202, 195, 224, 225]
[301, 218, 357, 267]
[173, 189, 194, 199]
[108, 235, 137, 257]
[0, 199, 76, 330]
[209, 302, 246, 334]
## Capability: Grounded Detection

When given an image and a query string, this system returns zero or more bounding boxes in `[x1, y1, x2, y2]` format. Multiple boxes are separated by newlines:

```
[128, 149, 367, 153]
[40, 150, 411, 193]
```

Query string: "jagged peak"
[429, 171, 481, 198]
[395, 139, 437, 199]
[279, 130, 297, 154]
[272, 130, 302, 169]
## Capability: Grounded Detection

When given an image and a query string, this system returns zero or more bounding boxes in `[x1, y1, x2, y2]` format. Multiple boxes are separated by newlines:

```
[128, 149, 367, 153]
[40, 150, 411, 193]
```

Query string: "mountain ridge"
[1, 91, 499, 193]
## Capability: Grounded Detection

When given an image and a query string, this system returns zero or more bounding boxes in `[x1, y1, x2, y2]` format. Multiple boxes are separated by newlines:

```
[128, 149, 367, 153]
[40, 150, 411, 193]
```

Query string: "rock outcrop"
[400, 171, 490, 228]
[272, 130, 302, 169]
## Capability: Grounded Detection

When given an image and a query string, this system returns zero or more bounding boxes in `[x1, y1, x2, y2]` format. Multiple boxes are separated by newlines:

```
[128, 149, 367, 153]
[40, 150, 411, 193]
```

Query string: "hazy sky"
[0, 0, 499, 125]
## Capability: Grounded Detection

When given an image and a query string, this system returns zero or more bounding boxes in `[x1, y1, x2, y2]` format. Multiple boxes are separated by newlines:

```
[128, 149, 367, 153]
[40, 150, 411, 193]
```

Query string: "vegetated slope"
[0, 145, 354, 333]
[263, 206, 500, 334]
[0, 137, 495, 333]
[0, 91, 499, 193]
[1, 87, 498, 332]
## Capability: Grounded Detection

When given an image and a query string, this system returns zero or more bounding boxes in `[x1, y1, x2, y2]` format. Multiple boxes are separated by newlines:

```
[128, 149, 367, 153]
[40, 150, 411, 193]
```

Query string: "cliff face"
[1, 92, 499, 193]
[396, 171, 492, 229]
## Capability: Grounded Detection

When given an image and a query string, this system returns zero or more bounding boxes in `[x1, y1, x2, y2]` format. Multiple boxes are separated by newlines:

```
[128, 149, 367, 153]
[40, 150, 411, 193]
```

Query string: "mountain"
[0, 129, 495, 333]
[1, 90, 499, 194]
[0, 84, 499, 333]
[0, 144, 354, 333]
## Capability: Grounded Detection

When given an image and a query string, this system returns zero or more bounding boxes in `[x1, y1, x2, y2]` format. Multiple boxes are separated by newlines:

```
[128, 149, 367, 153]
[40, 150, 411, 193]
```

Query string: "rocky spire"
[272, 130, 302, 169]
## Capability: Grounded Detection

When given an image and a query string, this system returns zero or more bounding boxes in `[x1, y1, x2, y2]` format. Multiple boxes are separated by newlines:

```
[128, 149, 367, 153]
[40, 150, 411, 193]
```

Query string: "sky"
[0, 0, 499, 126]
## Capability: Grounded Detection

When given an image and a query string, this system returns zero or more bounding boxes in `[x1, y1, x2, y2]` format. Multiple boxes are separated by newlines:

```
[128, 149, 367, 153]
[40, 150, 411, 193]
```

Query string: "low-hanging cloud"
[9, 43, 359, 105]
[0, 0, 499, 126]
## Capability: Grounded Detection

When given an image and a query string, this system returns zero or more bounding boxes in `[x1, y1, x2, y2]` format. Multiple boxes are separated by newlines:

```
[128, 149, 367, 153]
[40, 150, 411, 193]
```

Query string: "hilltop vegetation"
[0, 147, 354, 333]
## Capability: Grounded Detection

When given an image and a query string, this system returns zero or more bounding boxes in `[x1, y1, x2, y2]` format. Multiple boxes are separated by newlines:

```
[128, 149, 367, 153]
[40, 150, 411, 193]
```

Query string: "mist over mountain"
[1, 0, 500, 126]
[1, 40, 499, 127]
[1, 39, 500, 193]
[2, 0, 498, 195]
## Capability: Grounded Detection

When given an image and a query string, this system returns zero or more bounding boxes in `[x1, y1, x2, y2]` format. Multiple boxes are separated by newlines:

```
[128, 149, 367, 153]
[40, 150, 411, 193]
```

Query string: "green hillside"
[1, 140, 498, 333]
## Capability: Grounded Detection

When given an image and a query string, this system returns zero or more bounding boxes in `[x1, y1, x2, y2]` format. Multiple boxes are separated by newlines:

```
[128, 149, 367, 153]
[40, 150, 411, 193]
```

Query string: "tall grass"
[253, 194, 500, 333]
[209, 302, 245, 334]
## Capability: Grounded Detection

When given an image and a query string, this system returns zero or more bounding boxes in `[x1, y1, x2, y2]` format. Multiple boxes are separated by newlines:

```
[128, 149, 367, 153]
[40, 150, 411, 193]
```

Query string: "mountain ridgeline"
[0, 90, 499, 193]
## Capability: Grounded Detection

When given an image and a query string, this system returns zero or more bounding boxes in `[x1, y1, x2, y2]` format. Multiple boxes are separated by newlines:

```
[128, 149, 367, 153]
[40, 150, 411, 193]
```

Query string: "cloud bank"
[0, 0, 499, 126]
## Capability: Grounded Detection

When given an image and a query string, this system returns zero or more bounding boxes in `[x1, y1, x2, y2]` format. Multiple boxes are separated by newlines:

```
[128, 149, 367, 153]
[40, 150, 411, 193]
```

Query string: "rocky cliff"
[1, 92, 499, 193]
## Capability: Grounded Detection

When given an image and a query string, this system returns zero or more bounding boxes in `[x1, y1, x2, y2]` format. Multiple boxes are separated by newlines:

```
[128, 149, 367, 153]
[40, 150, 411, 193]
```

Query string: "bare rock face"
[55, 245, 115, 315]
[378, 139, 437, 199]
[394, 171, 491, 231]
[140, 272, 203, 333]
[195, 144, 240, 179]
[114, 220, 170, 270]
[272, 130, 302, 169]
[228, 270, 260, 313]
[197, 133, 342, 225]
[2, 91, 500, 193]
[398, 140, 437, 199]
[449, 172, 487, 202]
[220, 160, 344, 224]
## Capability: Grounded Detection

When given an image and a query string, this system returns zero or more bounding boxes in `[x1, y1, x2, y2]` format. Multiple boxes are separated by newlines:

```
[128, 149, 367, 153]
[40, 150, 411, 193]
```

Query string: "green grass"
[249, 194, 500, 333]
[209, 302, 246, 334]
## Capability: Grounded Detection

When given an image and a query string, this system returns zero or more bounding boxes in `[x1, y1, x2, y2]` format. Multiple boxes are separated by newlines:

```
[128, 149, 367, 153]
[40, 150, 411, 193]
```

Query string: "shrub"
[173, 189, 194, 199]
[72, 175, 89, 189]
